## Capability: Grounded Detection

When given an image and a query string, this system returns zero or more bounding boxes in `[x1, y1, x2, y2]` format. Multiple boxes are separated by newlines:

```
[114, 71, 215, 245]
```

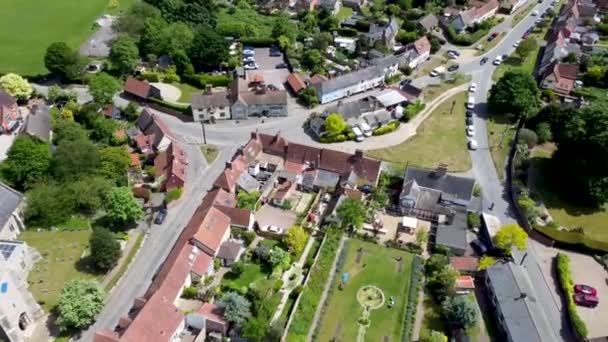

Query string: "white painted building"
[0, 183, 25, 241]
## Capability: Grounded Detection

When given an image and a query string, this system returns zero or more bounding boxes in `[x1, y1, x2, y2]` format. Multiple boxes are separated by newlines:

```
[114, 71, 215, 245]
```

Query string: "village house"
[22, 104, 51, 142]
[122, 77, 162, 101]
[230, 76, 288, 119]
[500, 0, 530, 14]
[191, 89, 231, 122]
[540, 62, 579, 97]
[0, 90, 19, 135]
[0, 183, 26, 241]
[444, 0, 500, 33]
[286, 73, 307, 95]
[417, 14, 439, 33]
[402, 36, 432, 69]
[130, 109, 173, 153]
[154, 142, 188, 191]
[366, 18, 400, 49]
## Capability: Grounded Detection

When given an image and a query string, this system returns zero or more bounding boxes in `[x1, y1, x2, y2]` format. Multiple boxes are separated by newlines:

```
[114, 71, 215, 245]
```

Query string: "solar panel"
[0, 244, 16, 260]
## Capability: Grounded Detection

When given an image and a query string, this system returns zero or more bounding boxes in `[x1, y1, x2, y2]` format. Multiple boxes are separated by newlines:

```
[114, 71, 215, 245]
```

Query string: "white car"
[468, 139, 478, 150]
[469, 83, 477, 93]
[448, 51, 458, 59]
[493, 56, 502, 65]
[513, 39, 521, 47]
[243, 49, 255, 56]
[242, 56, 255, 62]
[466, 125, 475, 137]
[268, 225, 283, 234]
[532, 10, 539, 16]
[467, 95, 475, 109]
[358, 122, 372, 137]
[244, 63, 259, 70]
[352, 126, 365, 142]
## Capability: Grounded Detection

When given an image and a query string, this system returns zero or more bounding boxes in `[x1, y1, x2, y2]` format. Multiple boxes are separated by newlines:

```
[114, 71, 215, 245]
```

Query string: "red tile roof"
[93, 330, 120, 342]
[259, 132, 288, 156]
[154, 143, 187, 190]
[191, 250, 212, 276]
[450, 257, 479, 272]
[286, 142, 321, 165]
[287, 73, 307, 93]
[201, 188, 236, 210]
[456, 275, 475, 289]
[198, 303, 227, 326]
[310, 74, 328, 85]
[543, 63, 579, 95]
[124, 77, 152, 99]
[192, 207, 231, 254]
[215, 205, 252, 228]
[130, 153, 141, 167]
[474, 0, 499, 18]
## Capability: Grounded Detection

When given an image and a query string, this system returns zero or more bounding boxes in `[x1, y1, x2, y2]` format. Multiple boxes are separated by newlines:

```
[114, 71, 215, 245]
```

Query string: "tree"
[53, 139, 100, 181]
[0, 136, 52, 190]
[336, 198, 366, 231]
[0, 73, 32, 100]
[121, 102, 139, 122]
[298, 87, 319, 108]
[90, 228, 121, 271]
[515, 38, 538, 59]
[109, 36, 140, 76]
[477, 256, 497, 271]
[488, 70, 540, 118]
[99, 146, 131, 180]
[302, 49, 325, 74]
[189, 27, 228, 70]
[104, 187, 143, 226]
[416, 228, 429, 247]
[236, 191, 260, 210]
[88, 73, 121, 106]
[44, 42, 84, 80]
[494, 224, 528, 252]
[24, 182, 74, 226]
[536, 122, 552, 143]
[424, 254, 449, 275]
[272, 15, 294, 40]
[284, 226, 309, 256]
[231, 261, 245, 276]
[113, 2, 162, 38]
[371, 187, 389, 208]
[421, 330, 448, 342]
[426, 266, 458, 301]
[57, 279, 105, 330]
[53, 120, 89, 145]
[324, 113, 346, 136]
[518, 128, 538, 148]
[217, 292, 251, 326]
[442, 295, 478, 329]
[89, 116, 119, 142]
[269, 246, 291, 270]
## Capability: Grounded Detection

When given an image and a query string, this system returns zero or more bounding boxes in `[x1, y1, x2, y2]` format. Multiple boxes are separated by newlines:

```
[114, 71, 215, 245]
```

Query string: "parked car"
[469, 83, 477, 93]
[466, 110, 474, 118]
[480, 57, 489, 65]
[400, 78, 412, 86]
[466, 125, 475, 137]
[352, 126, 365, 142]
[523, 32, 530, 39]
[466, 95, 475, 109]
[430, 66, 446, 77]
[471, 239, 487, 255]
[448, 64, 460, 72]
[532, 10, 539, 16]
[502, 54, 509, 60]
[573, 293, 599, 308]
[154, 208, 167, 225]
[468, 139, 479, 150]
[487, 32, 499, 41]
[243, 56, 255, 62]
[574, 284, 598, 296]
[448, 49, 461, 56]
[244, 63, 259, 70]
[243, 49, 255, 56]
[513, 39, 522, 47]
[275, 63, 289, 69]
[493, 56, 503, 65]
[269, 46, 281, 56]
[358, 122, 373, 137]
[466, 117, 473, 125]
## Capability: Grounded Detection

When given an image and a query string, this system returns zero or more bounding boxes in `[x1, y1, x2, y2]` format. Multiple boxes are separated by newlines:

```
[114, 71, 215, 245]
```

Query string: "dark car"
[466, 117, 473, 125]
[275, 63, 289, 69]
[523, 32, 530, 39]
[471, 239, 488, 255]
[574, 284, 598, 296]
[448, 64, 460, 72]
[573, 293, 599, 308]
[466, 110, 474, 118]
[480, 57, 488, 65]
[269, 46, 282, 56]
[400, 78, 412, 86]
[502, 54, 509, 60]
[154, 208, 167, 225]
[487, 32, 498, 41]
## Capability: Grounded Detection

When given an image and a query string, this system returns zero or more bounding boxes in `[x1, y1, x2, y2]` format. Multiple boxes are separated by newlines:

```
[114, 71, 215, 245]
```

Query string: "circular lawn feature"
[356, 285, 385, 310]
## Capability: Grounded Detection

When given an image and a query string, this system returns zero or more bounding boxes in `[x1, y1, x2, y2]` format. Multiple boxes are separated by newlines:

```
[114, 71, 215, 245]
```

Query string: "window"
[9, 224, 14, 232]
[220, 113, 226, 118]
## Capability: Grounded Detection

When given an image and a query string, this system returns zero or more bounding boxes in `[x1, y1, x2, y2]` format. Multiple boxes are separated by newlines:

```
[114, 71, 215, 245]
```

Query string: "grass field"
[0, 0, 135, 75]
[316, 239, 414, 342]
[492, 28, 545, 81]
[366, 92, 472, 171]
[221, 263, 270, 292]
[531, 148, 608, 244]
[422, 74, 472, 103]
[217, 7, 276, 39]
[20, 230, 101, 311]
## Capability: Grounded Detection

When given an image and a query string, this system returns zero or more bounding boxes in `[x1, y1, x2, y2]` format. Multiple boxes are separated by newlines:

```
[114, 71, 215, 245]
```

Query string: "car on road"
[466, 117, 473, 125]
[493, 56, 503, 65]
[502, 54, 509, 60]
[243, 56, 255, 62]
[269, 46, 281, 56]
[448, 64, 460, 72]
[154, 208, 167, 225]
[467, 95, 475, 109]
[480, 57, 489, 65]
[468, 139, 479, 150]
[448, 52, 459, 60]
[469, 83, 477, 93]
[466, 110, 474, 118]
[275, 63, 289, 69]
[532, 10, 539, 16]
[471, 239, 487, 255]
[573, 293, 599, 308]
[575, 284, 598, 296]
[523, 32, 530, 39]
[400, 78, 412, 86]
[513, 39, 522, 47]
[448, 49, 461, 56]
[244, 63, 259, 70]
[487, 32, 499, 41]
[243, 49, 255, 56]
[466, 125, 475, 137]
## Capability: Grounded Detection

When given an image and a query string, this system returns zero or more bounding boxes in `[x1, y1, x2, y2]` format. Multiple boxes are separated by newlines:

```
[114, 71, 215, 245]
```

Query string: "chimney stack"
[355, 149, 363, 159]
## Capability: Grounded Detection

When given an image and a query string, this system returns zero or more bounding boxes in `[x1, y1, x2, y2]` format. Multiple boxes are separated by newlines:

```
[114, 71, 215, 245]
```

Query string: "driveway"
[79, 15, 116, 58]
[246, 47, 289, 90]
[255, 204, 297, 233]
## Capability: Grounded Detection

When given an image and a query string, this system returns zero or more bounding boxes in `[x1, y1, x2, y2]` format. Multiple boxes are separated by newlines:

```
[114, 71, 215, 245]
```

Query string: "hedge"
[555, 253, 588, 339]
[184, 73, 232, 89]
[240, 37, 277, 46]
[319, 134, 347, 143]
[372, 121, 400, 136]
[148, 97, 191, 115]
[534, 224, 608, 252]
[286, 229, 342, 341]
[402, 255, 423, 342]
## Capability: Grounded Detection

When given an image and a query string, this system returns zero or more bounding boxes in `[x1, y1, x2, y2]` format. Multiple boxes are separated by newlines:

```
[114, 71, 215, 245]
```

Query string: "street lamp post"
[200, 120, 207, 145]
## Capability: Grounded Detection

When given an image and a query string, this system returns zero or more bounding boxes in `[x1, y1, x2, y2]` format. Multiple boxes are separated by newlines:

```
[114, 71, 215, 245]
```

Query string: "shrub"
[536, 122, 552, 143]
[148, 97, 191, 115]
[402, 255, 423, 341]
[467, 212, 481, 228]
[319, 134, 347, 143]
[556, 253, 588, 339]
[518, 128, 538, 148]
[90, 228, 121, 272]
[140, 72, 160, 82]
[165, 187, 183, 204]
[231, 228, 256, 247]
[239, 37, 277, 46]
[372, 121, 400, 136]
[281, 199, 293, 210]
[182, 286, 198, 299]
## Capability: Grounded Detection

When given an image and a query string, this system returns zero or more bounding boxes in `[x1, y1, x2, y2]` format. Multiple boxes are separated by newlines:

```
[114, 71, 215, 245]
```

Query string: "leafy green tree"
[421, 330, 448, 342]
[24, 182, 74, 226]
[536, 122, 552, 143]
[122, 102, 140, 121]
[87, 73, 121, 106]
[336, 198, 366, 231]
[426, 266, 458, 301]
[442, 295, 478, 329]
[140, 17, 168, 57]
[371, 187, 389, 208]
[518, 128, 538, 147]
[494, 224, 528, 252]
[488, 70, 540, 118]
[53, 139, 100, 181]
[217, 292, 251, 326]
[269, 246, 291, 270]
[416, 228, 429, 247]
[272, 15, 294, 40]
[109, 36, 140, 76]
[324, 113, 346, 136]
[0, 73, 33, 100]
[284, 225, 309, 256]
[113, 2, 162, 38]
[89, 116, 119, 142]
[298, 87, 319, 108]
[0, 136, 52, 190]
[44, 42, 84, 80]
[189, 27, 228, 70]
[230, 261, 245, 276]
[104, 187, 143, 226]
[99, 146, 131, 180]
[90, 227, 121, 271]
[53, 120, 89, 145]
[57, 279, 105, 330]
[424, 254, 449, 275]
[515, 37, 538, 59]
[67, 177, 113, 214]
[477, 256, 497, 271]
[237, 190, 260, 210]
[302, 49, 325, 74]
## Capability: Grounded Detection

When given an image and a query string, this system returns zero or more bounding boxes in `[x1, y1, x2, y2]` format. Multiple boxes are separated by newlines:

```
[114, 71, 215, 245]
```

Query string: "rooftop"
[0, 182, 23, 229]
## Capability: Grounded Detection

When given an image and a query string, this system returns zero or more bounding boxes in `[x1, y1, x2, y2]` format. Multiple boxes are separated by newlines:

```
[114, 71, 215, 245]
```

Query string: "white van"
[358, 122, 372, 137]
[352, 126, 365, 142]
[467, 95, 475, 109]
[430, 66, 446, 77]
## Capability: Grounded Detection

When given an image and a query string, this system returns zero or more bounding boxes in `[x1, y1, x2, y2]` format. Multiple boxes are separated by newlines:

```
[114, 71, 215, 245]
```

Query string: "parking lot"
[255, 204, 297, 234]
[245, 47, 290, 90]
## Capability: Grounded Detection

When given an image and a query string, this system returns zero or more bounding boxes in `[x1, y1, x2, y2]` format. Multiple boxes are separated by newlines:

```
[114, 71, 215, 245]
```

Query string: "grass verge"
[200, 144, 219, 164]
[511, 3, 537, 28]
[173, 82, 203, 103]
[366, 92, 472, 171]
[422, 74, 472, 103]
[487, 115, 516, 180]
[104, 232, 145, 291]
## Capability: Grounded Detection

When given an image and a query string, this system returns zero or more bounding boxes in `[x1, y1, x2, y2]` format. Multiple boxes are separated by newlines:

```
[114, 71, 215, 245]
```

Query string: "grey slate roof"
[0, 90, 16, 107]
[402, 166, 475, 203]
[191, 91, 230, 110]
[24, 105, 51, 141]
[314, 169, 341, 188]
[0, 183, 23, 228]
[486, 262, 559, 342]
[237, 172, 259, 193]
[435, 209, 468, 252]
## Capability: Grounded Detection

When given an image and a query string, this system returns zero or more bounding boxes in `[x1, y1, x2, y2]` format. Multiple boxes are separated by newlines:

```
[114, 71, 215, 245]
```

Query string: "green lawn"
[200, 144, 219, 164]
[221, 263, 270, 292]
[217, 7, 276, 39]
[316, 239, 414, 342]
[337, 7, 354, 21]
[366, 92, 472, 171]
[20, 230, 101, 311]
[531, 148, 608, 244]
[511, 3, 537, 28]
[493, 30, 545, 81]
[173, 82, 203, 103]
[487, 115, 516, 180]
[0, 0, 124, 75]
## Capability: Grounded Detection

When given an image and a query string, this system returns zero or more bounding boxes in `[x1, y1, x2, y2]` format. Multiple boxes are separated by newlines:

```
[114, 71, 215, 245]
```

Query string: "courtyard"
[316, 239, 415, 342]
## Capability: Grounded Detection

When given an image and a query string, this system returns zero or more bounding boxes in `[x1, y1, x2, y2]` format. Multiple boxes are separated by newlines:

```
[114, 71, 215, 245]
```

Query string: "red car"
[573, 293, 599, 308]
[575, 284, 598, 296]
[522, 32, 530, 39]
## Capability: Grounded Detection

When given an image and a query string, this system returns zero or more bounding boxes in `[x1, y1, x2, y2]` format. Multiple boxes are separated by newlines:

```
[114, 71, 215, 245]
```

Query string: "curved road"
[78, 1, 570, 340]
